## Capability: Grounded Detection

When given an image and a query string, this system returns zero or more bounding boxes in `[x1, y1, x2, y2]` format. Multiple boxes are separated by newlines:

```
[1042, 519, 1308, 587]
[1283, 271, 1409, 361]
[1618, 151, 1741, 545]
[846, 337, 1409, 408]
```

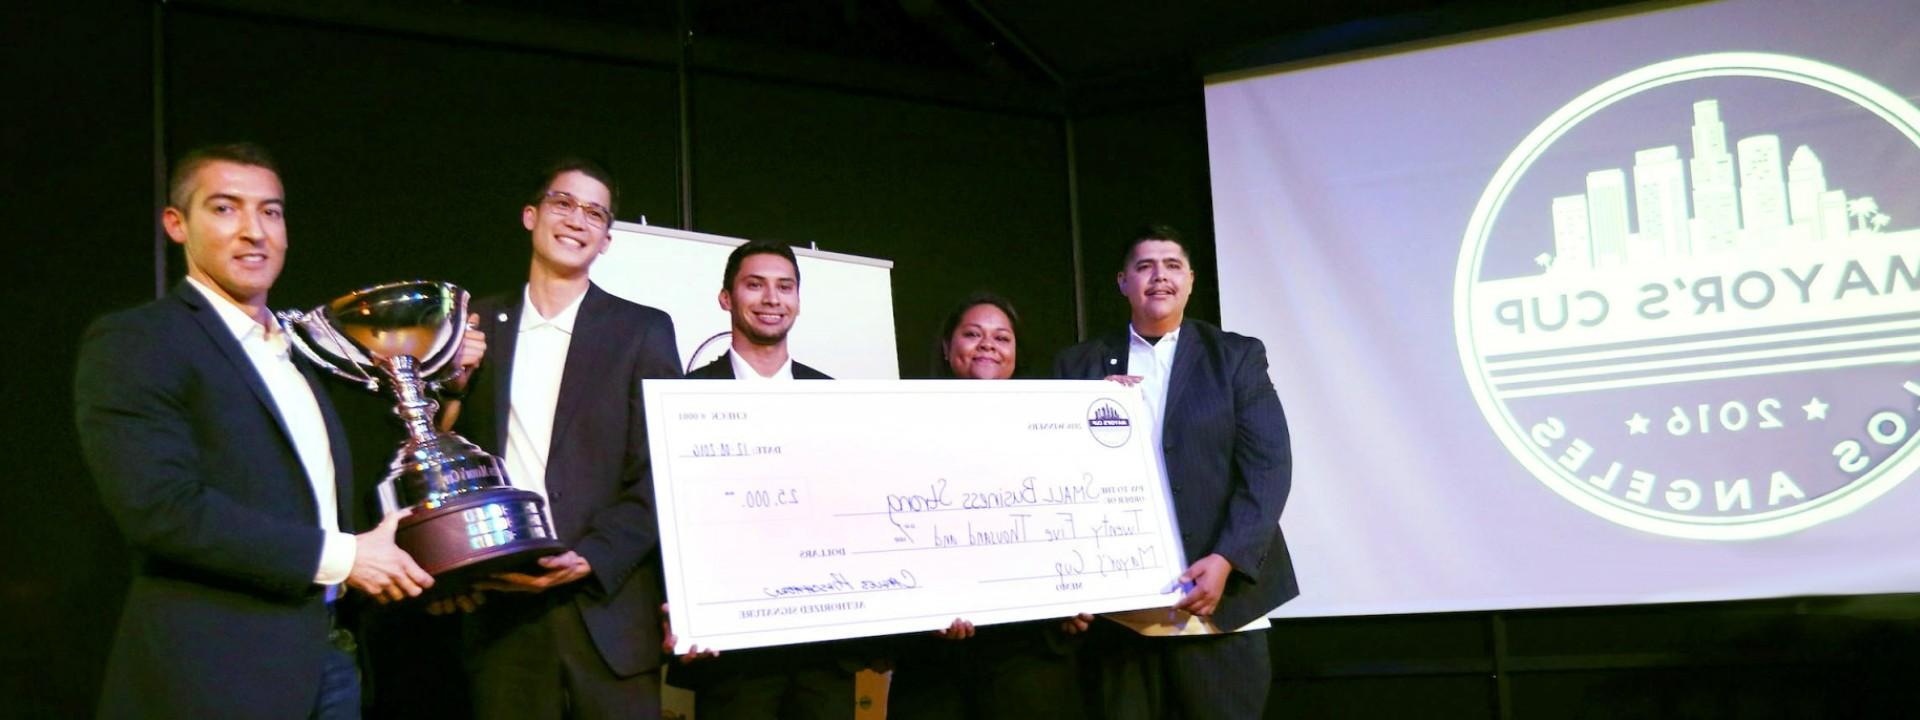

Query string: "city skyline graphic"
[1465, 88, 1920, 397]
[1542, 99, 1896, 275]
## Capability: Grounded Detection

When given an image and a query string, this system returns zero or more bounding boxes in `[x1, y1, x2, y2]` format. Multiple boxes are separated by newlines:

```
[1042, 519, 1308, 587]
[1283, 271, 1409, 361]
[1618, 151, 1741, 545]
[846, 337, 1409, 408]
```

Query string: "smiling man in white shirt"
[441, 158, 682, 719]
[77, 142, 433, 719]
[666, 240, 850, 719]
[1053, 224, 1296, 719]
[684, 241, 832, 381]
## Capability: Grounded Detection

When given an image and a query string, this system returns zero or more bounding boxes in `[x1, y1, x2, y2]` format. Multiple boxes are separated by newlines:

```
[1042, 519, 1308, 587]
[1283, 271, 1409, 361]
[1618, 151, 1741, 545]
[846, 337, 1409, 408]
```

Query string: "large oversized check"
[645, 380, 1188, 652]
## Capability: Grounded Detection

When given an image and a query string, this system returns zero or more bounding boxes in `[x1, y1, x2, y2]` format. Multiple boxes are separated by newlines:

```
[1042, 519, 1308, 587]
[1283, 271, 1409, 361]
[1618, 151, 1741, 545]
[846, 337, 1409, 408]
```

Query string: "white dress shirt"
[1110, 322, 1269, 635]
[502, 286, 584, 534]
[186, 277, 354, 590]
[729, 348, 794, 380]
[1128, 323, 1181, 452]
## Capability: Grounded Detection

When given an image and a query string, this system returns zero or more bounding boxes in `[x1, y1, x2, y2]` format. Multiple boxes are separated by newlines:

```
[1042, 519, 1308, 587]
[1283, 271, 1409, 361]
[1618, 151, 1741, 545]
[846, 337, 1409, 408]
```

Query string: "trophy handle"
[415, 285, 471, 385]
[278, 308, 382, 391]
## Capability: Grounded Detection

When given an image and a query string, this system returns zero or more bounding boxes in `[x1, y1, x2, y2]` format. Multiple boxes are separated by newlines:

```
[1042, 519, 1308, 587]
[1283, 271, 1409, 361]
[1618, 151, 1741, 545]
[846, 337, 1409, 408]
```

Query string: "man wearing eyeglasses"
[439, 158, 683, 718]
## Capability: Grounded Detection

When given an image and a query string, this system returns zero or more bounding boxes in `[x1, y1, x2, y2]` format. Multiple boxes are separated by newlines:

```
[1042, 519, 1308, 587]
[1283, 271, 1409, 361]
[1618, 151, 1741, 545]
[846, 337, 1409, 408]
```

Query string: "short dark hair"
[1121, 224, 1192, 269]
[938, 292, 1023, 377]
[167, 142, 280, 211]
[531, 156, 620, 218]
[721, 240, 801, 292]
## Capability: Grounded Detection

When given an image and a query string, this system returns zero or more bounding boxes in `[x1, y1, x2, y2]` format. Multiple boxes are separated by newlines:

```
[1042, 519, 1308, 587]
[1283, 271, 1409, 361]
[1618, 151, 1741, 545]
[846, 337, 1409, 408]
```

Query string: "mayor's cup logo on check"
[1087, 398, 1133, 448]
[1455, 53, 1920, 539]
[645, 380, 1186, 652]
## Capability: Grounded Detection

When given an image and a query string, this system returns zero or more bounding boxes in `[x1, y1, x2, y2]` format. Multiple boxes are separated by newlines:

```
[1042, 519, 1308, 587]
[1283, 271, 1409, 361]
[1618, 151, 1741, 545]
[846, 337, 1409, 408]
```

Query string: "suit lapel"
[549, 285, 614, 462]
[177, 283, 327, 526]
[1162, 320, 1203, 419]
[488, 298, 520, 452]
[1103, 331, 1130, 376]
[793, 359, 828, 380]
[178, 283, 305, 460]
[687, 352, 735, 379]
[299, 357, 355, 529]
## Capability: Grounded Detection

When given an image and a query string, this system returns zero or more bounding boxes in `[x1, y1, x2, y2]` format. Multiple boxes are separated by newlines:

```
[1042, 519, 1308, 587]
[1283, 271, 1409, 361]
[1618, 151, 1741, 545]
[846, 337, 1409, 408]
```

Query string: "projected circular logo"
[1454, 53, 1920, 539]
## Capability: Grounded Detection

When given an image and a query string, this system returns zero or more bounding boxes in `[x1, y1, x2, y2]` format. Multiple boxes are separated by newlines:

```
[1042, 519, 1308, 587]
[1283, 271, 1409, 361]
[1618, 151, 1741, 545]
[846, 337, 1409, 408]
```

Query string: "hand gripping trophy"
[280, 281, 565, 587]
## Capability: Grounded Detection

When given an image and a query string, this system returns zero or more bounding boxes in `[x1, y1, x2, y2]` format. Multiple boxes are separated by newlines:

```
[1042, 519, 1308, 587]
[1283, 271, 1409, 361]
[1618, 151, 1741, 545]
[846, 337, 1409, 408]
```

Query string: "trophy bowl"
[282, 281, 565, 586]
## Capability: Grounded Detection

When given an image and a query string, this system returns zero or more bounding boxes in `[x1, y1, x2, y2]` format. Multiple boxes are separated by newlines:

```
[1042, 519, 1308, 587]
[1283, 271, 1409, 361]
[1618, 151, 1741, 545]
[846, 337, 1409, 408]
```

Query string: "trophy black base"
[395, 487, 567, 592]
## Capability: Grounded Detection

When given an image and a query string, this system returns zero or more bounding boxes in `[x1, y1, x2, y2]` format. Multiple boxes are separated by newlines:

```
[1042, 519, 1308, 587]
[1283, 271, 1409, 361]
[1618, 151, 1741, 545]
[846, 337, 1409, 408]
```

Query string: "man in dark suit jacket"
[685, 354, 830, 379]
[75, 143, 433, 719]
[439, 158, 681, 718]
[1053, 225, 1295, 720]
[668, 240, 859, 720]
[684, 241, 829, 381]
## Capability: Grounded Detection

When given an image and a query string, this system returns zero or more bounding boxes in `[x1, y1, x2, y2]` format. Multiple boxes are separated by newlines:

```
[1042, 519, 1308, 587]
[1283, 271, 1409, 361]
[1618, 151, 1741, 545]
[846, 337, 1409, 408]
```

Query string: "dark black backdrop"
[4, 3, 1215, 714]
[161, 10, 684, 318]
[8, 2, 1918, 717]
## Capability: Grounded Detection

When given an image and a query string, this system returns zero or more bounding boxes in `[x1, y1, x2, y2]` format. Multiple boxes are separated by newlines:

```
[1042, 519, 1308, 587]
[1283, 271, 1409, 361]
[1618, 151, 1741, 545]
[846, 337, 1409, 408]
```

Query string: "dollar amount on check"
[646, 380, 1187, 652]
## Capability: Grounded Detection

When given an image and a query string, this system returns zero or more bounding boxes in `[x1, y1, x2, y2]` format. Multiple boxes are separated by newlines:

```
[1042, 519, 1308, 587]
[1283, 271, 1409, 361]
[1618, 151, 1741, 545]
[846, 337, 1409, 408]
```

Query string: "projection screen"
[1206, 0, 1920, 617]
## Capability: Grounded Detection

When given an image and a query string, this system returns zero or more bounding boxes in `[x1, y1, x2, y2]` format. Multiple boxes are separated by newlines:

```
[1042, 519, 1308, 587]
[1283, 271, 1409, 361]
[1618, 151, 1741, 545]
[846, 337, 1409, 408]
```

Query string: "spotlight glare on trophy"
[280, 281, 564, 586]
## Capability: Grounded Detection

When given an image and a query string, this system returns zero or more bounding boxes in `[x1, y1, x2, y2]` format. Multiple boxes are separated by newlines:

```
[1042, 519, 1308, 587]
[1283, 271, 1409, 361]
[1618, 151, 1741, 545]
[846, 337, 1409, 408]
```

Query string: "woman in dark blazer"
[886, 293, 1087, 720]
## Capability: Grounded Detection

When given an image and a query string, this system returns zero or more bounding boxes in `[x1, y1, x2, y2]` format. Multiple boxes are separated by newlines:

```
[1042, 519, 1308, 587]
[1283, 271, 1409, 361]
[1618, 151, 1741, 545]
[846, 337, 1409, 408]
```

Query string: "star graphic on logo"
[1803, 397, 1829, 420]
[1625, 413, 1650, 435]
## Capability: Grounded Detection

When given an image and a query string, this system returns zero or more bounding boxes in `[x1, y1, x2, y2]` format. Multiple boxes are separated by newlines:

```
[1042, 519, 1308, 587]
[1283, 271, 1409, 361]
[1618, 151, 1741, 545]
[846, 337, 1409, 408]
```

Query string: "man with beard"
[670, 241, 862, 720]
[684, 241, 829, 380]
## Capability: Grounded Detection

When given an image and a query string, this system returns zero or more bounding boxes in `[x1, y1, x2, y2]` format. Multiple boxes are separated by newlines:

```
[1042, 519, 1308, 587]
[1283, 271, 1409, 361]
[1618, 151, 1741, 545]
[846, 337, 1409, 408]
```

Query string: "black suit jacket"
[686, 350, 831, 380]
[1053, 319, 1296, 630]
[453, 283, 681, 677]
[667, 348, 847, 692]
[75, 282, 355, 719]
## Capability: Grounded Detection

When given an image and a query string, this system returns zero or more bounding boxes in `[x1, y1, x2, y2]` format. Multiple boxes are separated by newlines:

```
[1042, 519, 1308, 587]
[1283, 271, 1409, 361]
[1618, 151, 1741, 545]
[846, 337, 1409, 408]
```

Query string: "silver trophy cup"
[280, 281, 564, 583]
